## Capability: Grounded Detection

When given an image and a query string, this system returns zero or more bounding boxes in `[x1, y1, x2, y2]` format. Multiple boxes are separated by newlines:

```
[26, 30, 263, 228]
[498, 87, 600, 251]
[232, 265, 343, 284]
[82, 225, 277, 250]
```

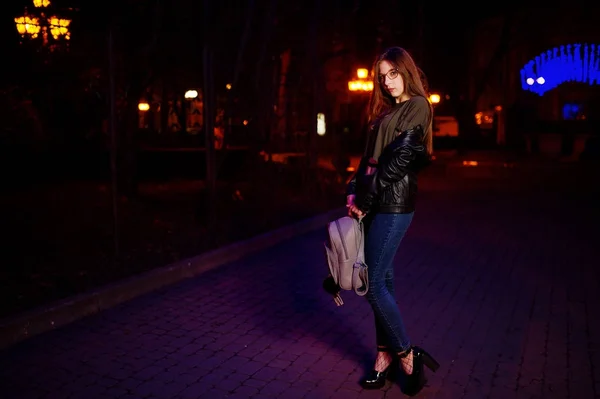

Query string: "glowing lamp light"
[357, 68, 369, 79]
[138, 102, 150, 111]
[14, 2, 71, 48]
[521, 43, 600, 95]
[429, 93, 441, 104]
[33, 0, 51, 7]
[348, 80, 374, 92]
[348, 68, 373, 92]
[48, 16, 71, 40]
[184, 90, 198, 99]
[14, 16, 41, 38]
[317, 113, 326, 135]
[15, 22, 26, 35]
[225, 84, 232, 90]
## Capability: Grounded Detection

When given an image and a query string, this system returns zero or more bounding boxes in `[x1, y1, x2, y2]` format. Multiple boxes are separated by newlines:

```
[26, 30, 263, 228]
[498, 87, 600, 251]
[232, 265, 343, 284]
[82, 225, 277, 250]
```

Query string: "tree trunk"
[160, 81, 169, 134]
[473, 10, 514, 107]
[202, 0, 217, 233]
[306, 0, 320, 168]
[108, 25, 120, 259]
[218, 0, 255, 173]
[254, 0, 277, 157]
[458, 10, 513, 151]
[115, 0, 164, 197]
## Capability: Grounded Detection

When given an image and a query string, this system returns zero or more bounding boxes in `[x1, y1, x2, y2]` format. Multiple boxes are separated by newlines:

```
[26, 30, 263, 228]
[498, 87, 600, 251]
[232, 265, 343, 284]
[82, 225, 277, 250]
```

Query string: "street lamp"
[14, 0, 72, 50]
[348, 68, 373, 92]
[184, 90, 199, 99]
[14, 16, 41, 39]
[317, 113, 326, 136]
[356, 68, 368, 79]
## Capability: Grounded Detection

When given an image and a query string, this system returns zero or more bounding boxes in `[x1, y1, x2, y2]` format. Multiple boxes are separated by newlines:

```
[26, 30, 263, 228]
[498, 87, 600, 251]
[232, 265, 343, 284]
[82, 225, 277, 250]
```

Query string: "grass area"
[0, 162, 346, 319]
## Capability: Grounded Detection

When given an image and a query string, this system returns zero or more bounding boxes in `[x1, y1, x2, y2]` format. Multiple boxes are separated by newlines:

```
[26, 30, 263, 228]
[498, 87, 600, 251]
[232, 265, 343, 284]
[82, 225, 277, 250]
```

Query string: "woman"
[346, 47, 439, 395]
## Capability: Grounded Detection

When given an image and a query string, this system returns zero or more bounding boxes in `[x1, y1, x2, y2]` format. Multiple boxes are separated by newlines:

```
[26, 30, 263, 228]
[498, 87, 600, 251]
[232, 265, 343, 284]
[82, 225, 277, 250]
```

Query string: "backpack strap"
[352, 218, 369, 296]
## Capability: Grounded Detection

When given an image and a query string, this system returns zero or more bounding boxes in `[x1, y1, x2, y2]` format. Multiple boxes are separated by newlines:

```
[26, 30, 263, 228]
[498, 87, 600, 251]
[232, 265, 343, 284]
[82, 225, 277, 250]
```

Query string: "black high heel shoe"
[360, 347, 398, 390]
[399, 346, 440, 396]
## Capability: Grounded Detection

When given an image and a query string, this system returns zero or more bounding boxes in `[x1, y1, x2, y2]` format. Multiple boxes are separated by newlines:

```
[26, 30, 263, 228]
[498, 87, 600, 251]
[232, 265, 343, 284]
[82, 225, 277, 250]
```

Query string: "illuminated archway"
[520, 43, 600, 96]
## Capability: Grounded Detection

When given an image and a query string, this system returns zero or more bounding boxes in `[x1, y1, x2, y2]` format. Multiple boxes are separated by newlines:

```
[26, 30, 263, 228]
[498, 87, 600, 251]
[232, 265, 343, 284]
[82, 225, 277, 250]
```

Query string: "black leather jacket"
[347, 125, 431, 214]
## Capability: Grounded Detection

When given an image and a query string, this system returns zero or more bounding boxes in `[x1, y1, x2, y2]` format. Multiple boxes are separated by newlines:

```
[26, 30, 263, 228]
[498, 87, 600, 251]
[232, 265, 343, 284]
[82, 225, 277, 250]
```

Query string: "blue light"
[562, 103, 582, 120]
[520, 43, 600, 96]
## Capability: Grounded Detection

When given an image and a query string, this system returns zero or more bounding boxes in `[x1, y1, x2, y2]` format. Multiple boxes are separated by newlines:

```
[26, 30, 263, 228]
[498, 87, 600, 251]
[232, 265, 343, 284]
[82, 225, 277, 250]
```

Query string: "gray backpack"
[324, 216, 369, 305]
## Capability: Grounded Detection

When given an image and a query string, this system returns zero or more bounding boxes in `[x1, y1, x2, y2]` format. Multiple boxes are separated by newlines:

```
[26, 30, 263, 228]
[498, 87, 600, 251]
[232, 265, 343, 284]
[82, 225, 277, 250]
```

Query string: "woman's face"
[378, 60, 409, 103]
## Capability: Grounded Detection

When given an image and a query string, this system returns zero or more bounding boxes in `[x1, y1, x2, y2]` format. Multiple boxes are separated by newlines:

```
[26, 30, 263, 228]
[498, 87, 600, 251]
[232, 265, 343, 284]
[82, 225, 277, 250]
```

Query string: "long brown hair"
[367, 47, 433, 154]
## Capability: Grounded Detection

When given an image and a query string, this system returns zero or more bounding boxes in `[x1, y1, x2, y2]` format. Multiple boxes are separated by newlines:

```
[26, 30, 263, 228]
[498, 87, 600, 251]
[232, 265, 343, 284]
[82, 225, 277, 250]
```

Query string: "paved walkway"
[1, 161, 599, 399]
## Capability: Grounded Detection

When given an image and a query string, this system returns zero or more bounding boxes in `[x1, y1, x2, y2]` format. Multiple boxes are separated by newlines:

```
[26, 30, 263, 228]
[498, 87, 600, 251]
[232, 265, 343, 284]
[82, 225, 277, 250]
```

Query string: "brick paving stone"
[1, 161, 599, 398]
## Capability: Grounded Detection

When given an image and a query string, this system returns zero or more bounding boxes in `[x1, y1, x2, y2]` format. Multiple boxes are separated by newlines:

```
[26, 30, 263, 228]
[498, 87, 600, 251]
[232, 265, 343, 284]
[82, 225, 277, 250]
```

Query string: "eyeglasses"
[378, 69, 399, 83]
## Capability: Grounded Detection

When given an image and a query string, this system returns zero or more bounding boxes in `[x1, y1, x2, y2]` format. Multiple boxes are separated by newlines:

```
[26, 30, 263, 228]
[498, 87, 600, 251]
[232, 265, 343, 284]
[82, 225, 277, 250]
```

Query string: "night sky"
[2, 1, 594, 95]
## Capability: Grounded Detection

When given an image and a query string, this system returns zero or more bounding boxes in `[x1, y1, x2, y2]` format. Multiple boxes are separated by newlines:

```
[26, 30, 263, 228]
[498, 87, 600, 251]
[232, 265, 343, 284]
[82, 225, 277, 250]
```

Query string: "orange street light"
[348, 68, 373, 92]
[14, 16, 41, 38]
[348, 80, 374, 92]
[357, 68, 368, 79]
[14, 1, 72, 49]
[47, 16, 71, 40]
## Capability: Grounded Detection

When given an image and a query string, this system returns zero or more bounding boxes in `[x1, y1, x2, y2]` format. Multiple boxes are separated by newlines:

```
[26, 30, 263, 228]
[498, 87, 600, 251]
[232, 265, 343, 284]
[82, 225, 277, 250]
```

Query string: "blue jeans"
[363, 211, 414, 352]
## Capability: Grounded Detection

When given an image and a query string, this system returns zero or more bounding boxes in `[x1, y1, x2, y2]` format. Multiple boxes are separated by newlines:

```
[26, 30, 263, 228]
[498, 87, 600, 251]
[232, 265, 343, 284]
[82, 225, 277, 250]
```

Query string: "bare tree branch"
[233, 0, 255, 88]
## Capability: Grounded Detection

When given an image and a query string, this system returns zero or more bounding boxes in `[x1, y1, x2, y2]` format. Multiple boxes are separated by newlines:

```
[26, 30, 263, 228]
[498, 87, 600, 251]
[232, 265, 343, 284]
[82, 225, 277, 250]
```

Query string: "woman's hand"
[346, 194, 364, 218]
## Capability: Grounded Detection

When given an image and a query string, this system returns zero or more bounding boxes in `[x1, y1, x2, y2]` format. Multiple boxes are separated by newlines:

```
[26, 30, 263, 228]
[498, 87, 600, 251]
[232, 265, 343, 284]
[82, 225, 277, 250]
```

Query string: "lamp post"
[14, 0, 72, 51]
[344, 68, 373, 156]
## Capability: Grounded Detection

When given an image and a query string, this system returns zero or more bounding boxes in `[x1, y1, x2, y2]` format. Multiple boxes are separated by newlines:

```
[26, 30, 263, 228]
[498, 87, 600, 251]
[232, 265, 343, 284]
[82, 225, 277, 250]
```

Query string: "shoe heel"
[422, 351, 440, 372]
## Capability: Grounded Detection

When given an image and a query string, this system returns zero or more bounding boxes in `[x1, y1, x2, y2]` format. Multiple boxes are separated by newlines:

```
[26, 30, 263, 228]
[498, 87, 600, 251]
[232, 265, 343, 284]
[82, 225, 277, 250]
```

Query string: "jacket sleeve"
[375, 128, 427, 191]
[354, 128, 426, 212]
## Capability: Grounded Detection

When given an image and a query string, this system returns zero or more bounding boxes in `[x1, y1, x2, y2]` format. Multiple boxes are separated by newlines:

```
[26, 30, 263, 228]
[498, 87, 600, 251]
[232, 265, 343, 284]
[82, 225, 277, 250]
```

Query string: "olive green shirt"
[366, 95, 431, 161]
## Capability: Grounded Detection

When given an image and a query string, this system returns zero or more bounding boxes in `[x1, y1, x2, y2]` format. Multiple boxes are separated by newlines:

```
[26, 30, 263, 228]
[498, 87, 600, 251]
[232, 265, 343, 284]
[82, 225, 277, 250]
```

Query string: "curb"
[0, 207, 345, 351]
